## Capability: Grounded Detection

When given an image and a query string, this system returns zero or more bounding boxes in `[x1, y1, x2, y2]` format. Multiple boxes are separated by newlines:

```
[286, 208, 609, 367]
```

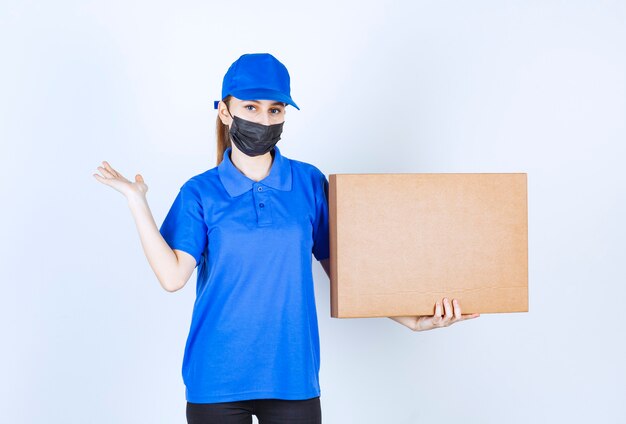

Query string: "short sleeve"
[312, 172, 330, 261]
[159, 182, 208, 267]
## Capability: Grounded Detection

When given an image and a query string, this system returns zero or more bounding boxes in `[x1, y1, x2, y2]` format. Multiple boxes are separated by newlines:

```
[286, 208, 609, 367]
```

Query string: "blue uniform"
[159, 145, 330, 403]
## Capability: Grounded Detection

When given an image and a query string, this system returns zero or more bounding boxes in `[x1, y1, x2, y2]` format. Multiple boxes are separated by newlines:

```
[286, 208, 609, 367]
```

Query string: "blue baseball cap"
[214, 53, 300, 110]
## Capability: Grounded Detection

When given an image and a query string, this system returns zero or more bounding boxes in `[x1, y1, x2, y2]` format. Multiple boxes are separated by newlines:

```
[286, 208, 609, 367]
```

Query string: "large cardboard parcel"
[328, 173, 528, 318]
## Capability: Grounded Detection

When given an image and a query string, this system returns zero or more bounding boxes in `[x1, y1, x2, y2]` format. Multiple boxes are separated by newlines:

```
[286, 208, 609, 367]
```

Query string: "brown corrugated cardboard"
[328, 173, 528, 318]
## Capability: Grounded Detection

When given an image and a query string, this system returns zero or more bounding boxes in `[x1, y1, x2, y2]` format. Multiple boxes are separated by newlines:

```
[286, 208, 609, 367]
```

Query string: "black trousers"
[186, 396, 322, 424]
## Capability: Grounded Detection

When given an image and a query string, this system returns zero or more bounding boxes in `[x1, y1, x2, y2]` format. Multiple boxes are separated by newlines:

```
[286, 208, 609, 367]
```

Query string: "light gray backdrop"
[1, 0, 624, 423]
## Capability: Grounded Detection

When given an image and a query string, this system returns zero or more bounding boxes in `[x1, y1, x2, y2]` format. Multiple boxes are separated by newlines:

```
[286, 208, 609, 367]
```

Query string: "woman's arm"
[317, 258, 479, 330]
[94, 161, 195, 292]
[127, 194, 196, 292]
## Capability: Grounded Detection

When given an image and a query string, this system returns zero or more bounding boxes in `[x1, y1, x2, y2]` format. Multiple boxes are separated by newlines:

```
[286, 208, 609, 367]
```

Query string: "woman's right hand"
[93, 160, 148, 199]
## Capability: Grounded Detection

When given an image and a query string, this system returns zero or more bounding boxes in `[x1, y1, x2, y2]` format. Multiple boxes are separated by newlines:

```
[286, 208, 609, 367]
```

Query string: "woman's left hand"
[414, 297, 480, 332]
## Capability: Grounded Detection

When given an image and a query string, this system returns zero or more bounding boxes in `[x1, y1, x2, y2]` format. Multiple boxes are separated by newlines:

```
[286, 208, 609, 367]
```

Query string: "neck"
[229, 147, 275, 182]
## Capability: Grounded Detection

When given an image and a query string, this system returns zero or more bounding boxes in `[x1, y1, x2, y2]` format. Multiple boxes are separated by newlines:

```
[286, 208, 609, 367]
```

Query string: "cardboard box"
[328, 173, 528, 318]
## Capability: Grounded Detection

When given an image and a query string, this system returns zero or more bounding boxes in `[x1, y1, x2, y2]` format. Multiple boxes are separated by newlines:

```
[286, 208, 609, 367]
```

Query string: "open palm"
[93, 160, 148, 198]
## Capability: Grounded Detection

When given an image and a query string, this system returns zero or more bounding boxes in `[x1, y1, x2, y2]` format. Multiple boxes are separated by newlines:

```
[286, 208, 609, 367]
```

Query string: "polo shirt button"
[257, 186, 263, 191]
[259, 203, 265, 208]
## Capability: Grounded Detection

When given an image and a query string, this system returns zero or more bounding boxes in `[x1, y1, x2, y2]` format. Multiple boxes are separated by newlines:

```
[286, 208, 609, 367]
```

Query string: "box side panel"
[329, 174, 339, 318]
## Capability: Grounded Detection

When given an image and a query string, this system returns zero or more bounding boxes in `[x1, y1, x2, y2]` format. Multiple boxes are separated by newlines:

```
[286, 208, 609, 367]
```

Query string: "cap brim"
[227, 88, 300, 110]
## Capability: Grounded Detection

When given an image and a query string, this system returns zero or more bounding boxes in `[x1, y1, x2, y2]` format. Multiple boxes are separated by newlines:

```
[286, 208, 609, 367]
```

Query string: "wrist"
[126, 192, 147, 207]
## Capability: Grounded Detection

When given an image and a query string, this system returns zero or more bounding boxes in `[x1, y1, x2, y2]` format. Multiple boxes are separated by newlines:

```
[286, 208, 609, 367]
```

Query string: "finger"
[453, 299, 462, 320]
[104, 161, 127, 181]
[93, 170, 117, 185]
[136, 174, 144, 183]
[461, 313, 481, 321]
[434, 300, 442, 317]
[443, 298, 452, 322]
[443, 298, 452, 316]
[97, 166, 115, 179]
[93, 173, 109, 184]
[432, 300, 442, 325]
[102, 161, 120, 177]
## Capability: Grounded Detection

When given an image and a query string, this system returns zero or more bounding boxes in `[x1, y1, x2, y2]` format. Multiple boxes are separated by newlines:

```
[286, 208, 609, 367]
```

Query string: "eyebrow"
[244, 100, 286, 106]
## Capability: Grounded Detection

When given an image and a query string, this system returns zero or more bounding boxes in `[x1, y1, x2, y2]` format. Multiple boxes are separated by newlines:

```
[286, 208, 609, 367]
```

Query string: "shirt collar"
[218, 145, 293, 197]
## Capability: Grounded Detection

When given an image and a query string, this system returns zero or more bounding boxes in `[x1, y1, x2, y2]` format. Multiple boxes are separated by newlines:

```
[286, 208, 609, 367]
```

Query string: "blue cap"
[214, 53, 300, 110]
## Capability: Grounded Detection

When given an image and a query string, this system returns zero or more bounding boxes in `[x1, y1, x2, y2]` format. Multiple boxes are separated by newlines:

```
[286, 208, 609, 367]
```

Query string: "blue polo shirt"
[159, 145, 330, 403]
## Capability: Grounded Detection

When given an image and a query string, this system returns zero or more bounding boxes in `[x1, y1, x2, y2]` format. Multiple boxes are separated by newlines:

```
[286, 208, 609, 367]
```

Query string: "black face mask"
[226, 105, 284, 157]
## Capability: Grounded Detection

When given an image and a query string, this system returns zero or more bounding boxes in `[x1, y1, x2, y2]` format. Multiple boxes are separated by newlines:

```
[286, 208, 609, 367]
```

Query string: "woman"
[93, 53, 480, 424]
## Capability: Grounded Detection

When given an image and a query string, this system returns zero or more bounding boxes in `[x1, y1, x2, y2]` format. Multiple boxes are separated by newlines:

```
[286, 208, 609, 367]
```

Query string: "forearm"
[127, 194, 181, 292]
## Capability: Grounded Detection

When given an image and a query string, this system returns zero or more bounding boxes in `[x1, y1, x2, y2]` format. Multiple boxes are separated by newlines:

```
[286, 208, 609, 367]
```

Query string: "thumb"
[135, 174, 144, 183]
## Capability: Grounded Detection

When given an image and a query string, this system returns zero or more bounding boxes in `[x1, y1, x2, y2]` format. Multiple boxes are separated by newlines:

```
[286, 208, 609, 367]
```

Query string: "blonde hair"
[215, 95, 232, 166]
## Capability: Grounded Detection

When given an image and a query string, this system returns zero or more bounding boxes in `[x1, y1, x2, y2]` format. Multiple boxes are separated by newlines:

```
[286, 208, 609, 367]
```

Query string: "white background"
[1, 1, 625, 423]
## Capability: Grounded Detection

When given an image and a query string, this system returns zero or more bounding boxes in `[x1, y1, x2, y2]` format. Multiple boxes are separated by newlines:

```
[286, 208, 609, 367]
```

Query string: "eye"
[270, 108, 283, 114]
[244, 104, 256, 111]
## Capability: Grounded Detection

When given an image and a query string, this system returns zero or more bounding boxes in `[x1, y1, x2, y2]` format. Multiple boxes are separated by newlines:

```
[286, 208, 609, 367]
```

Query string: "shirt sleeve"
[312, 171, 330, 261]
[159, 181, 208, 267]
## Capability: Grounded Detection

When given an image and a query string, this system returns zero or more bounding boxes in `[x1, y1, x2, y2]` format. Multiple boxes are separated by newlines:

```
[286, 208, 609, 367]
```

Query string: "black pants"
[186, 396, 322, 424]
